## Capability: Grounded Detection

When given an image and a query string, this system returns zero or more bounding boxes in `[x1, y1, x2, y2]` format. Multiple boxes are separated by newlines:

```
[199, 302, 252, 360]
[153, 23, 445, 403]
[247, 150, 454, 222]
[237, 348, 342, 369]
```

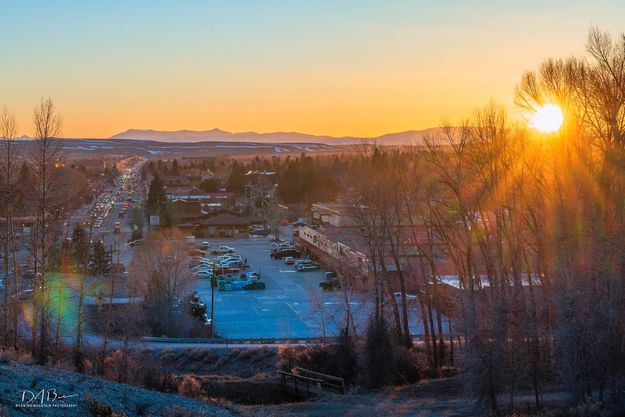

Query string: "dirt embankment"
[0, 361, 234, 417]
[150, 347, 283, 405]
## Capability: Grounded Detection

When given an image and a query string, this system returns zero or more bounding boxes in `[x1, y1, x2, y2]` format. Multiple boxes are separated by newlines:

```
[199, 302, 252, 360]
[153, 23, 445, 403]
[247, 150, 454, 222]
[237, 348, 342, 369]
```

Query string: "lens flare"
[529, 104, 564, 133]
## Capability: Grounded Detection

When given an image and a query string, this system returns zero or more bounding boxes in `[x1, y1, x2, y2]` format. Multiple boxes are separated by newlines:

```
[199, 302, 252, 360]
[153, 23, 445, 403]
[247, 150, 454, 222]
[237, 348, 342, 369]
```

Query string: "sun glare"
[529, 104, 564, 133]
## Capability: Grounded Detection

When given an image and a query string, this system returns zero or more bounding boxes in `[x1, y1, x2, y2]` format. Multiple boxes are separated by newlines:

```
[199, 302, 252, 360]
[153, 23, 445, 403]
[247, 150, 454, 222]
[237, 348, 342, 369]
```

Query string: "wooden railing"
[278, 371, 323, 398]
[294, 368, 345, 394]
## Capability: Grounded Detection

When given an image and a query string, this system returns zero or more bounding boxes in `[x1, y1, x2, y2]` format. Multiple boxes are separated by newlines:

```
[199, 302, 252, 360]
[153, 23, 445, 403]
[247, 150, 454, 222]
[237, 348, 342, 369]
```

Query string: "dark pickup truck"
[319, 272, 341, 291]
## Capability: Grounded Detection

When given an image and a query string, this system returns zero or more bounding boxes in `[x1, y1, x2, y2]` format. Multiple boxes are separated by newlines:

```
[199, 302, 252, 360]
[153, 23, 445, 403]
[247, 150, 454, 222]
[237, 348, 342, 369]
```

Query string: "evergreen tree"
[146, 172, 166, 216]
[227, 161, 246, 194]
[90, 240, 109, 275]
[159, 204, 173, 228]
[184, 291, 208, 323]
[200, 178, 220, 192]
[171, 159, 180, 175]
[70, 224, 89, 266]
[128, 206, 145, 231]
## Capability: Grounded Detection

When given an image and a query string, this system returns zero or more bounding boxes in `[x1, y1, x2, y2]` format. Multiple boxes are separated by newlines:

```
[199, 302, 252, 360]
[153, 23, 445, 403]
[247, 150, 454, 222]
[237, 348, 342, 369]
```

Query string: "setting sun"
[530, 104, 564, 133]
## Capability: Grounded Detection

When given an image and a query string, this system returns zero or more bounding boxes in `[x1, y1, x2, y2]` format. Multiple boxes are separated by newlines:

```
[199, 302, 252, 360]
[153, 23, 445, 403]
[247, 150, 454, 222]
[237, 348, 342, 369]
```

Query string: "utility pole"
[210, 273, 216, 338]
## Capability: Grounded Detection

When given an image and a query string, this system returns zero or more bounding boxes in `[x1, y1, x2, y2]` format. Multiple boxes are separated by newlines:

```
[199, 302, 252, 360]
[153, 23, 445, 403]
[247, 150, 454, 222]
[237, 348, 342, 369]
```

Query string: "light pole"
[210, 272, 216, 338]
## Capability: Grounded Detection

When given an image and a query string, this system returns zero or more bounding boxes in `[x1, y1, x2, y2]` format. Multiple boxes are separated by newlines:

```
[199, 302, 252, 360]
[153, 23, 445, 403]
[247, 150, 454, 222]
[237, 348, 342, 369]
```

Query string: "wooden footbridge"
[278, 367, 345, 398]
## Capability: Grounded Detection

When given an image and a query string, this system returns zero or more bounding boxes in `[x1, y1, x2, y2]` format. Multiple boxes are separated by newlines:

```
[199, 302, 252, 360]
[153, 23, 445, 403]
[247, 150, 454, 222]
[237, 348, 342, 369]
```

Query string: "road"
[88, 159, 145, 269]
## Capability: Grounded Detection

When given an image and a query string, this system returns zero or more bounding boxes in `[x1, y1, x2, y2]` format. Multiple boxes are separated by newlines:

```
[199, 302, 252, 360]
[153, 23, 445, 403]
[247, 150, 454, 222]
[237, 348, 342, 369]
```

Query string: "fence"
[294, 367, 345, 394]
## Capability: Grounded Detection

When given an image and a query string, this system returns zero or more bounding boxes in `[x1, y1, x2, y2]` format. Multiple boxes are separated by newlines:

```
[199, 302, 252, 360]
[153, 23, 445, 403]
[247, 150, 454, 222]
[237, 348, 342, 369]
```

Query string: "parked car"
[294, 259, 313, 267]
[200, 242, 210, 250]
[280, 219, 289, 226]
[18, 289, 34, 301]
[320, 272, 341, 291]
[211, 245, 235, 255]
[292, 218, 307, 227]
[296, 263, 320, 272]
[110, 262, 125, 273]
[216, 254, 241, 263]
[271, 242, 294, 253]
[214, 266, 241, 276]
[271, 248, 301, 259]
[192, 264, 214, 271]
[219, 259, 243, 269]
[189, 249, 205, 257]
[249, 226, 270, 236]
[393, 292, 418, 302]
[242, 271, 261, 280]
[284, 256, 295, 265]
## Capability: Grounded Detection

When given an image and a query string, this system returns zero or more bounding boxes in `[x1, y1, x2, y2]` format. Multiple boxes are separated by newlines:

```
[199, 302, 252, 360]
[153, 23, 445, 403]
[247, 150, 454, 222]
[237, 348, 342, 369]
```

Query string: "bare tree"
[0, 107, 19, 349]
[29, 98, 63, 364]
[129, 229, 191, 336]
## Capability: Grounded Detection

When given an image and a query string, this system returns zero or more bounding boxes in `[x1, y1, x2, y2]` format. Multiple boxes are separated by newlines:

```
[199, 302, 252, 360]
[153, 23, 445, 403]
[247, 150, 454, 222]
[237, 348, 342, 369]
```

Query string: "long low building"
[178, 212, 266, 238]
[298, 225, 369, 276]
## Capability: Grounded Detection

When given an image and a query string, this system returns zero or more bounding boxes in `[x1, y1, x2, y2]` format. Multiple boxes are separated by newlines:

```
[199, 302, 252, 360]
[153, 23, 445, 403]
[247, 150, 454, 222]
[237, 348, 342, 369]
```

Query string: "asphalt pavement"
[189, 231, 373, 339]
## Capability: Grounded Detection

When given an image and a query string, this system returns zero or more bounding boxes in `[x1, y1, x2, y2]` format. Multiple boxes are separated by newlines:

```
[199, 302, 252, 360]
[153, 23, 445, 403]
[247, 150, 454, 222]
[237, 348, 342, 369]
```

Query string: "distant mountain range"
[109, 128, 439, 146]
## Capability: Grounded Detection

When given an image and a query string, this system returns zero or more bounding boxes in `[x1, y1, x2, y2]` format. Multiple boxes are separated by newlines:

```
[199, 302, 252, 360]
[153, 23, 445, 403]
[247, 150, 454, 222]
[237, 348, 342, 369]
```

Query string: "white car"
[219, 259, 243, 267]
[192, 265, 214, 271]
[193, 271, 214, 278]
[393, 292, 418, 302]
[216, 254, 240, 262]
[211, 246, 235, 255]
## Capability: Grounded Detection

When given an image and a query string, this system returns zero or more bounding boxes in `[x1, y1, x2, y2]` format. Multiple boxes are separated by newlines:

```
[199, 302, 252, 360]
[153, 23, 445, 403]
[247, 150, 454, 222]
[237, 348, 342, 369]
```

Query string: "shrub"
[141, 360, 178, 393]
[505, 403, 611, 417]
[334, 329, 358, 385]
[162, 407, 197, 417]
[276, 332, 358, 386]
[392, 348, 423, 384]
[363, 317, 394, 387]
[103, 349, 139, 383]
[87, 398, 113, 417]
[133, 400, 151, 416]
[178, 375, 203, 398]
[277, 346, 299, 372]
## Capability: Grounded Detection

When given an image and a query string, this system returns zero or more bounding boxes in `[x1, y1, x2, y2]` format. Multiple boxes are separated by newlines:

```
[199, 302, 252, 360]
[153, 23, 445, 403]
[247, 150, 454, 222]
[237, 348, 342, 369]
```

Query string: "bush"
[142, 361, 176, 392]
[130, 229, 143, 241]
[87, 398, 113, 417]
[277, 346, 300, 372]
[363, 317, 394, 387]
[277, 331, 358, 386]
[392, 348, 423, 384]
[103, 349, 139, 383]
[334, 329, 358, 385]
[177, 375, 203, 398]
[162, 407, 197, 417]
[133, 400, 151, 416]
[505, 403, 611, 417]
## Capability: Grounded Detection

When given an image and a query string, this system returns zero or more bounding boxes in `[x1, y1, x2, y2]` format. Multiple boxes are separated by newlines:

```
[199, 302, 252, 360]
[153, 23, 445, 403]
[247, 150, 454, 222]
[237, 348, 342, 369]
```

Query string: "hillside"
[109, 128, 438, 145]
[0, 361, 233, 417]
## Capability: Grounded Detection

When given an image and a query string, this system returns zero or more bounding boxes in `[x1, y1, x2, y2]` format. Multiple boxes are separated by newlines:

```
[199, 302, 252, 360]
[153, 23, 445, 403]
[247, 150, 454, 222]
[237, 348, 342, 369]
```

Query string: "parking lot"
[190, 231, 373, 339]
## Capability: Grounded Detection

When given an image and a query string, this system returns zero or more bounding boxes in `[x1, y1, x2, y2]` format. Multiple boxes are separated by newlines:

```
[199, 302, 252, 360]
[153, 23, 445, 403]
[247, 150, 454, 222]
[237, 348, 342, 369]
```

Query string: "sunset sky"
[2, 0, 624, 138]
